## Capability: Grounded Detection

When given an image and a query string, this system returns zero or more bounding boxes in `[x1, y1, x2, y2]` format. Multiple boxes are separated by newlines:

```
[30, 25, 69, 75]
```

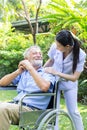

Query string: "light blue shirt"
[48, 43, 86, 91]
[12, 67, 55, 110]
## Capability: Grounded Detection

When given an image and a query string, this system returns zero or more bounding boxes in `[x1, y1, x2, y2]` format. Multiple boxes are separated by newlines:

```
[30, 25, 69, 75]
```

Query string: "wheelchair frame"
[0, 81, 75, 130]
[18, 81, 75, 130]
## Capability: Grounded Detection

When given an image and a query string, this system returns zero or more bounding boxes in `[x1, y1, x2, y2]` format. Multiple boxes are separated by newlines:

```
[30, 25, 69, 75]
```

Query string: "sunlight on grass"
[0, 90, 87, 130]
[0, 90, 18, 130]
[0, 90, 17, 102]
[78, 103, 87, 130]
[10, 125, 18, 130]
[60, 98, 87, 130]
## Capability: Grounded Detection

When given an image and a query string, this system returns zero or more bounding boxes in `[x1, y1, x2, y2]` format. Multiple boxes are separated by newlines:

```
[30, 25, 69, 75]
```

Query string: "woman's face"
[56, 41, 70, 52]
[56, 41, 66, 52]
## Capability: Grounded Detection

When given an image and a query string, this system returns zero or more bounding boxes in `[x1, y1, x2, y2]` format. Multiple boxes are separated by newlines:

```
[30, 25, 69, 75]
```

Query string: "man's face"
[28, 48, 43, 67]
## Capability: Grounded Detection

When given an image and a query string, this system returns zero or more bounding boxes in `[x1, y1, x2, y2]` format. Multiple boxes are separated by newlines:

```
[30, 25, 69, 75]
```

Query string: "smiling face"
[26, 46, 43, 68]
[55, 30, 74, 54]
[56, 41, 67, 52]
[56, 41, 73, 53]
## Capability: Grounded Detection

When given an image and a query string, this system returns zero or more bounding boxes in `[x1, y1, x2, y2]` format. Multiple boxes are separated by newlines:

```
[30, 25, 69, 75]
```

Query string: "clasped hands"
[18, 59, 33, 73]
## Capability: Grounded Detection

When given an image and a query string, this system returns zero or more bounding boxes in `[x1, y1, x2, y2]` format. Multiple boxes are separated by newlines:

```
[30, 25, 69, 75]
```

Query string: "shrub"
[0, 23, 34, 77]
[0, 50, 23, 78]
[37, 33, 55, 63]
[78, 72, 87, 104]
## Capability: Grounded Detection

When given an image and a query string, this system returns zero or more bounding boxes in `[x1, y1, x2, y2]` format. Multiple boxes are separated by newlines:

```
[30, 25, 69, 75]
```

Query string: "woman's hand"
[45, 67, 57, 75]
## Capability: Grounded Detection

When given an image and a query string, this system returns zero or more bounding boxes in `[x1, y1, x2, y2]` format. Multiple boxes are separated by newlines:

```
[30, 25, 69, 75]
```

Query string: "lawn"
[0, 90, 18, 130]
[0, 90, 87, 130]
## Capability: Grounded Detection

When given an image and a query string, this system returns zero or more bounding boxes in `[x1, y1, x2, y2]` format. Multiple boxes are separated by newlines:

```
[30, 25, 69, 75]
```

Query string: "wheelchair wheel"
[37, 109, 75, 130]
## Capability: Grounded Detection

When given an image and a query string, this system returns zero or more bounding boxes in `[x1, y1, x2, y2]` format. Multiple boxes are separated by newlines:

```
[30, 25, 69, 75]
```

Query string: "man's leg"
[0, 102, 32, 130]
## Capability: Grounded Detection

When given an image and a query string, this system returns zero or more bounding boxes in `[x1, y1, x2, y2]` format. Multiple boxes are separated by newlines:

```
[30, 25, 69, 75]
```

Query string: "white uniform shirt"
[48, 43, 86, 91]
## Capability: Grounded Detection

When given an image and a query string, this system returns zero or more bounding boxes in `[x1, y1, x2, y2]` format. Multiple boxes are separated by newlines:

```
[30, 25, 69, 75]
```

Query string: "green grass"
[0, 90, 87, 130]
[0, 90, 18, 130]
[60, 98, 87, 130]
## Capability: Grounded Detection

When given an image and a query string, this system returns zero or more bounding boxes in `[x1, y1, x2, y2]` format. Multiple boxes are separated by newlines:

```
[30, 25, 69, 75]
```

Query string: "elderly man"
[0, 45, 55, 130]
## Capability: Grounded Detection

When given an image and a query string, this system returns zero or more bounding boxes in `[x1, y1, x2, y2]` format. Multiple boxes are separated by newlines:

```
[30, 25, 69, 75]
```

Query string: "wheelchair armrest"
[0, 85, 17, 90]
[19, 80, 66, 112]
[19, 92, 56, 112]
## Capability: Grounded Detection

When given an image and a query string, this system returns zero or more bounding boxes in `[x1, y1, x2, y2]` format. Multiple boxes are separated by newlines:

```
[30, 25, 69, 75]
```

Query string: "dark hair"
[56, 30, 80, 73]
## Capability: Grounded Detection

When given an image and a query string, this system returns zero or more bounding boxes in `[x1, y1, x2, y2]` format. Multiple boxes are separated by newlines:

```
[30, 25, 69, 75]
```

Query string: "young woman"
[44, 30, 86, 130]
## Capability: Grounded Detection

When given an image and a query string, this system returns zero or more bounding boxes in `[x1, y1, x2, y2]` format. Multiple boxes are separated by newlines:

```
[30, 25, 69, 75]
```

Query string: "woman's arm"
[45, 67, 81, 82]
[44, 59, 54, 67]
[56, 71, 81, 82]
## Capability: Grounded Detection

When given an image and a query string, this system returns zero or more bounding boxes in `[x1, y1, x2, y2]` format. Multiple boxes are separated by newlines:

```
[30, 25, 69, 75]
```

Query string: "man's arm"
[0, 66, 24, 86]
[29, 67, 51, 92]
[19, 60, 52, 92]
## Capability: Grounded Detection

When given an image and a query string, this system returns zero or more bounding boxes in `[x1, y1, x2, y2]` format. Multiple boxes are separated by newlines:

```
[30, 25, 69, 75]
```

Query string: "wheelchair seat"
[19, 82, 58, 130]
[19, 81, 75, 130]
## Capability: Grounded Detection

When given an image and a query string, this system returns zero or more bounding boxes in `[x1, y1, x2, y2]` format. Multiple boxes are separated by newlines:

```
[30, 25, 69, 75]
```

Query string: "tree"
[0, 0, 43, 44]
[43, 0, 87, 41]
[20, 0, 42, 44]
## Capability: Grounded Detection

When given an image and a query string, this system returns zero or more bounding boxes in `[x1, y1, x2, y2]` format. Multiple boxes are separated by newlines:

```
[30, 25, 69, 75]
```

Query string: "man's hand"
[18, 60, 33, 71]
[18, 65, 25, 74]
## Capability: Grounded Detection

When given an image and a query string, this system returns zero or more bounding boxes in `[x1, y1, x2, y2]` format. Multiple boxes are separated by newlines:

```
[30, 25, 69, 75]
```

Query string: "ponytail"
[72, 38, 80, 73]
[56, 30, 80, 73]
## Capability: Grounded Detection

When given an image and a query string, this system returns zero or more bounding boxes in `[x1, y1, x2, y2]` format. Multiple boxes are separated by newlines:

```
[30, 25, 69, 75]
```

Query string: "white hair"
[23, 45, 41, 59]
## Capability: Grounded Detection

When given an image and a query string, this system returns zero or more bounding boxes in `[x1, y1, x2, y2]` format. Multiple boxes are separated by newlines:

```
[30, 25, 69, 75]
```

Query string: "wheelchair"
[18, 81, 75, 130]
